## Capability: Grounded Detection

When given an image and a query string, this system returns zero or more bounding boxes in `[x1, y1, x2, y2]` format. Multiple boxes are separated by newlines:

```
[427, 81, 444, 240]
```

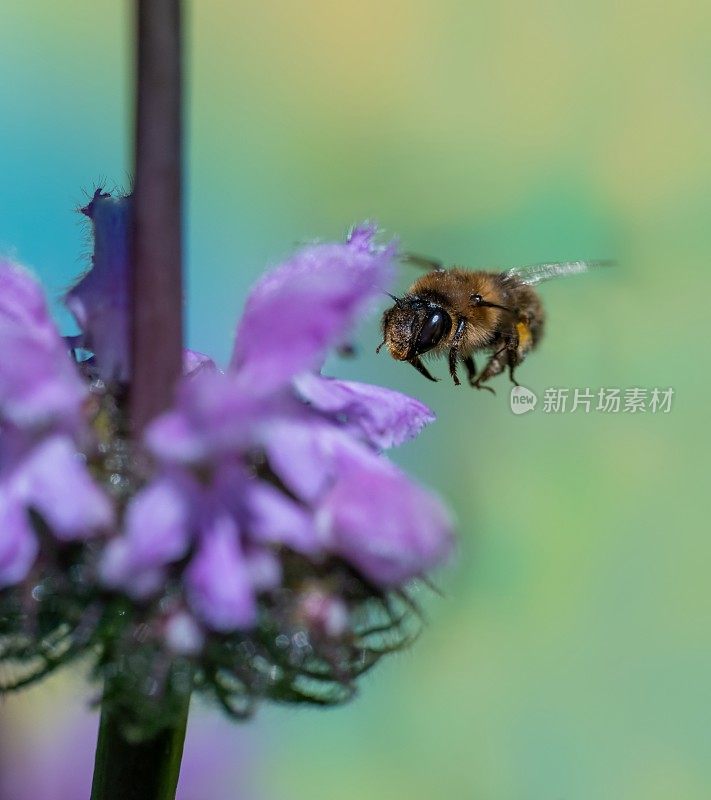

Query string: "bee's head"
[378, 296, 452, 361]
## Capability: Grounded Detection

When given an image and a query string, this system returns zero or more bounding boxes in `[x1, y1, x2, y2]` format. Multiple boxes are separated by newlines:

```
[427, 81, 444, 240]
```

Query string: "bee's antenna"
[376, 338, 387, 354]
[400, 252, 444, 272]
[384, 291, 403, 305]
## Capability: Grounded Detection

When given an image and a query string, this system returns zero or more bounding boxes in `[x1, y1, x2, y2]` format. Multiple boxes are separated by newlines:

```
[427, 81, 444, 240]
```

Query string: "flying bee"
[377, 255, 611, 393]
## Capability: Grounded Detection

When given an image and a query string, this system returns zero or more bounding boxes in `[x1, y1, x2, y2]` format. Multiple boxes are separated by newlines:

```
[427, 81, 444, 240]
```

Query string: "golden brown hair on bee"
[378, 258, 597, 391]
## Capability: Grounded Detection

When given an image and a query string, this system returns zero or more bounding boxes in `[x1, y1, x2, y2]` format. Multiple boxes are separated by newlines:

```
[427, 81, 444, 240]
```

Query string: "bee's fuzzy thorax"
[407, 269, 505, 352]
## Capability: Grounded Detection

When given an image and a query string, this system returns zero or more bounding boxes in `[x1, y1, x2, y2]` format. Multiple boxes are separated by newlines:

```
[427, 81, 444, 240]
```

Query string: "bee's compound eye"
[472, 293, 483, 305]
[414, 309, 451, 354]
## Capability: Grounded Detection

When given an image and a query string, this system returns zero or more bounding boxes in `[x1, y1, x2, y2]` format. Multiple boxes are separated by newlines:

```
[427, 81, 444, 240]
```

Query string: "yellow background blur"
[0, 1, 708, 798]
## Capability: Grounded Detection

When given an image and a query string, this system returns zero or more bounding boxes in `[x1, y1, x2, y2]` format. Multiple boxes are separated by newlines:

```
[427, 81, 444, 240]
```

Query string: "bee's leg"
[472, 348, 509, 394]
[473, 380, 496, 395]
[463, 355, 478, 386]
[507, 355, 521, 386]
[447, 318, 467, 387]
[409, 356, 439, 382]
[448, 349, 461, 386]
[506, 336, 521, 387]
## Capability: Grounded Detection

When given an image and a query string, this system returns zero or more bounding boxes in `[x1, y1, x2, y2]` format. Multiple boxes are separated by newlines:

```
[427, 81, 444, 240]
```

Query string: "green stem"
[90, 692, 190, 800]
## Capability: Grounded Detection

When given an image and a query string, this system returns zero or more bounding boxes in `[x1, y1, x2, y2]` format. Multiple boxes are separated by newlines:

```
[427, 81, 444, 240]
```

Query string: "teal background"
[0, 1, 708, 798]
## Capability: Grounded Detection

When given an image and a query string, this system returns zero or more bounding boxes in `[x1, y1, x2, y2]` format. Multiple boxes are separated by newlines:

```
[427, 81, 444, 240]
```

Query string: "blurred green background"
[0, 1, 708, 798]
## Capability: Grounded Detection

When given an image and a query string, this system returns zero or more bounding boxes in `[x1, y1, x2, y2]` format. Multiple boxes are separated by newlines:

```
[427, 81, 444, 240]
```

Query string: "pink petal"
[101, 475, 191, 592]
[294, 371, 435, 449]
[230, 225, 396, 393]
[0, 262, 85, 428]
[0, 492, 38, 588]
[17, 435, 113, 540]
[186, 515, 257, 631]
[317, 446, 454, 586]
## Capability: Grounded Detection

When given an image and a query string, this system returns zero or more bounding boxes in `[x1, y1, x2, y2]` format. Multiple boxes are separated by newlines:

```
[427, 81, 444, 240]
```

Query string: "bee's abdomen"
[508, 282, 545, 356]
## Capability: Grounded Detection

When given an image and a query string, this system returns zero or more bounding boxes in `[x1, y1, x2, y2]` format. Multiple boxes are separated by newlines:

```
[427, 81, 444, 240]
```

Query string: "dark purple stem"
[90, 4, 188, 798]
[131, 0, 184, 433]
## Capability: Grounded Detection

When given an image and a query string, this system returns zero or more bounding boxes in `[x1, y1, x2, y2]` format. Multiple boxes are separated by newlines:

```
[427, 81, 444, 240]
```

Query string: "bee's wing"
[503, 260, 614, 286]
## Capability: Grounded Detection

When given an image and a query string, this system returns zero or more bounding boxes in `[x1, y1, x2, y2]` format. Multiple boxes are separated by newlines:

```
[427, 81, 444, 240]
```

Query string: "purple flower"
[66, 193, 217, 385]
[317, 447, 453, 585]
[0, 496, 38, 590]
[0, 261, 112, 587]
[11, 435, 113, 541]
[95, 224, 451, 633]
[230, 222, 396, 393]
[183, 348, 217, 377]
[0, 261, 86, 429]
[294, 371, 435, 449]
[185, 513, 260, 631]
[100, 474, 191, 597]
[1, 204, 454, 716]
[65, 194, 132, 383]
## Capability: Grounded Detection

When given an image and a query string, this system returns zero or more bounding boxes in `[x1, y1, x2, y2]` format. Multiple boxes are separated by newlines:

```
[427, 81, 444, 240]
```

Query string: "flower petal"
[296, 588, 350, 638]
[261, 417, 345, 503]
[183, 349, 218, 377]
[65, 194, 218, 387]
[294, 372, 435, 449]
[164, 611, 205, 655]
[17, 435, 113, 540]
[146, 371, 270, 465]
[317, 447, 454, 586]
[242, 544, 282, 592]
[64, 194, 131, 383]
[186, 514, 257, 631]
[244, 481, 321, 555]
[230, 224, 396, 392]
[0, 491, 38, 589]
[0, 261, 86, 428]
[100, 475, 191, 591]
